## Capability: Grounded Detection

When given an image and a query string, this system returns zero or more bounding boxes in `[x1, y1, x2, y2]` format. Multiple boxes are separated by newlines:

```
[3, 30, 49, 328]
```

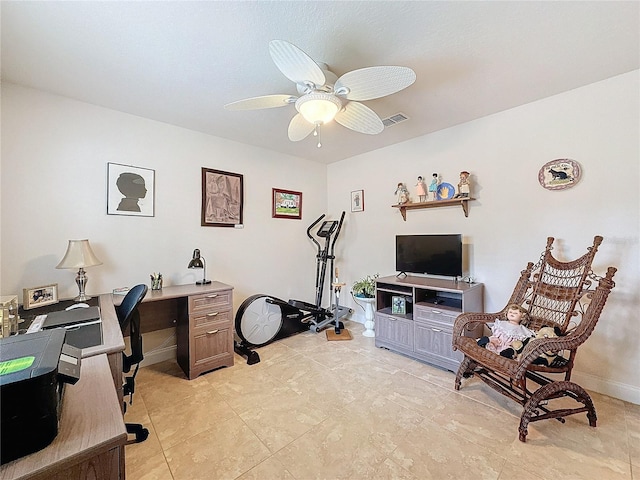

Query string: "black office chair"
[116, 284, 149, 444]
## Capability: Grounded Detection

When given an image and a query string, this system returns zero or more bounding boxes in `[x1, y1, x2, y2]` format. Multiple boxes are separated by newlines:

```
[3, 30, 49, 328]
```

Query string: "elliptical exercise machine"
[234, 212, 350, 364]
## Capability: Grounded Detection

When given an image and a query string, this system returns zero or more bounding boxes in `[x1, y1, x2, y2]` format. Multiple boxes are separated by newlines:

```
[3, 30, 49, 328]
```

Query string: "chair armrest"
[514, 335, 576, 379]
[452, 312, 498, 349]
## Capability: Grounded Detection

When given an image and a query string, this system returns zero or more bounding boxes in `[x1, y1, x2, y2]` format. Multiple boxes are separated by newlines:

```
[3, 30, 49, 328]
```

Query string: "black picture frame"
[201, 168, 244, 227]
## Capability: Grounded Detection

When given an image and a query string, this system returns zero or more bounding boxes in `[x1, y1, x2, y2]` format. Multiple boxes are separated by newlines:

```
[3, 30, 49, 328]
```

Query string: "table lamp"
[56, 239, 103, 301]
[188, 249, 211, 285]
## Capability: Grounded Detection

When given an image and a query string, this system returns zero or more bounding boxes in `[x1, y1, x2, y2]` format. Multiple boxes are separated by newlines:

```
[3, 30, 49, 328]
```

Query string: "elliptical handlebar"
[329, 211, 346, 256]
[307, 214, 325, 252]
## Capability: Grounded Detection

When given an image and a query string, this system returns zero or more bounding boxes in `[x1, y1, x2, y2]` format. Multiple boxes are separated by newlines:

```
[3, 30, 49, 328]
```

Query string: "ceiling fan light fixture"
[295, 92, 342, 125]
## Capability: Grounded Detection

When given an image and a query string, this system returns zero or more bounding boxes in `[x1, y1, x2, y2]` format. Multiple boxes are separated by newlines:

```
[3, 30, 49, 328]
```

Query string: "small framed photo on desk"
[23, 283, 59, 310]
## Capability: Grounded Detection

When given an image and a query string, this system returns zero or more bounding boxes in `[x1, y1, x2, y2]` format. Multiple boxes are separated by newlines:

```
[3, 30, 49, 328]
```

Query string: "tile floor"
[124, 321, 639, 480]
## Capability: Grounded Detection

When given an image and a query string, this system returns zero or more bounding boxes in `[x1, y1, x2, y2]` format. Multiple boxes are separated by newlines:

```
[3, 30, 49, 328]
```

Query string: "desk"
[104, 282, 234, 380]
[0, 283, 233, 479]
[18, 297, 126, 405]
[0, 355, 127, 480]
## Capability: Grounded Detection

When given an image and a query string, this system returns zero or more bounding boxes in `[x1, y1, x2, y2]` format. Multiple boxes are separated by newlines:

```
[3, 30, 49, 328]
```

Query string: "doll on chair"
[477, 304, 535, 358]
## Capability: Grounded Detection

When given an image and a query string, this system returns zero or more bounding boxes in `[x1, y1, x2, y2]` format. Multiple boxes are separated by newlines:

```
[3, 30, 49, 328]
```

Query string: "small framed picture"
[351, 190, 364, 212]
[272, 188, 302, 219]
[392, 295, 406, 315]
[107, 163, 155, 217]
[23, 284, 59, 310]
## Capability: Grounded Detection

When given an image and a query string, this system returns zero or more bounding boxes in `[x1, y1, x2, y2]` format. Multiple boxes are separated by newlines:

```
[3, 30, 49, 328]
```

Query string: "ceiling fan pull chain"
[314, 123, 322, 148]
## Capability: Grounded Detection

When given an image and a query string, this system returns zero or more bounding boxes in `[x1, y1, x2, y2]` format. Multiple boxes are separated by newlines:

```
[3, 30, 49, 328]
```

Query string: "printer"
[0, 329, 81, 464]
[42, 306, 102, 349]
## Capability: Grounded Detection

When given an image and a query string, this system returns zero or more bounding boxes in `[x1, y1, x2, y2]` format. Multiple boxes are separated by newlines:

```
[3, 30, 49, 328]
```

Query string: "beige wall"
[1, 83, 328, 310]
[2, 70, 638, 403]
[329, 70, 639, 403]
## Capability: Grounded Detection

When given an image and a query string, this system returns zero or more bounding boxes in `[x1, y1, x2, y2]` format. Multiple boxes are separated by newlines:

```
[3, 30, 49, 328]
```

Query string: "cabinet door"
[375, 313, 413, 352]
[414, 320, 463, 371]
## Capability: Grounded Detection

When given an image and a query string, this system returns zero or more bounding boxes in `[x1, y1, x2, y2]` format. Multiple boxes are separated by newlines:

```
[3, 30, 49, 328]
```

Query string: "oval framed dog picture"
[538, 159, 581, 191]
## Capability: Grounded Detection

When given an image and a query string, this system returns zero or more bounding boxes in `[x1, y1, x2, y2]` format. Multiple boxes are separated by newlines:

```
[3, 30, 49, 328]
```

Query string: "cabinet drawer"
[190, 308, 232, 330]
[414, 305, 458, 327]
[192, 327, 233, 366]
[189, 290, 232, 313]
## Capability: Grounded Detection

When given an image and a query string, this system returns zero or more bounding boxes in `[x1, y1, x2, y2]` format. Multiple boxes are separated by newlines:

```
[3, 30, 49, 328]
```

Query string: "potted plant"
[352, 274, 379, 298]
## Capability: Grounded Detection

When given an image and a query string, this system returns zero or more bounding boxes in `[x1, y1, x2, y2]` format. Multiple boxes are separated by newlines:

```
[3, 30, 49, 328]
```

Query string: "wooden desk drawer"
[189, 290, 232, 313]
[192, 327, 233, 367]
[189, 308, 232, 330]
[191, 314, 231, 335]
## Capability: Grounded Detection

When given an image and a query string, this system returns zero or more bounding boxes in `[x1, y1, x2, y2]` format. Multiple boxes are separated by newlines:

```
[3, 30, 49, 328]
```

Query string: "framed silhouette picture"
[107, 163, 155, 217]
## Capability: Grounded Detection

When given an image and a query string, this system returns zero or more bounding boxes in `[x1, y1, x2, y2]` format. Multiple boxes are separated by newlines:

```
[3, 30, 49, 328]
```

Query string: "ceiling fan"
[224, 40, 416, 147]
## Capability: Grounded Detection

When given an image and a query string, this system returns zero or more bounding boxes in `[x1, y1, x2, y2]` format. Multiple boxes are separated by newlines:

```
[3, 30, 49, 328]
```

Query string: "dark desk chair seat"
[116, 284, 149, 444]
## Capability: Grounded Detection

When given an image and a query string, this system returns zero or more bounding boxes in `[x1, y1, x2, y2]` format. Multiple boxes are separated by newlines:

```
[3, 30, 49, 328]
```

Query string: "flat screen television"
[396, 234, 463, 277]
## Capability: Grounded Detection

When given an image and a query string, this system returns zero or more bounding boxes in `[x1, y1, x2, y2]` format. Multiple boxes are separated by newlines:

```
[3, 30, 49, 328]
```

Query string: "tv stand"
[374, 275, 484, 371]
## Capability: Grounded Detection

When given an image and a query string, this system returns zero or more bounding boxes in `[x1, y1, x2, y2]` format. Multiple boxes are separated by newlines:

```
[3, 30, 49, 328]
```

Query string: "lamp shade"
[187, 249, 204, 269]
[56, 240, 103, 269]
[295, 93, 342, 125]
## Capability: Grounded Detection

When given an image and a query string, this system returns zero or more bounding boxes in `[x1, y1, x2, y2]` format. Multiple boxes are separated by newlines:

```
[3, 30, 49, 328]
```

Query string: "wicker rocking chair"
[452, 236, 616, 442]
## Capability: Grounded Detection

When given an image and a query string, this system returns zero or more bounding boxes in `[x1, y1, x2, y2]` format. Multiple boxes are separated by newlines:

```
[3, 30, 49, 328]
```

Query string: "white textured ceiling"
[2, 1, 638, 164]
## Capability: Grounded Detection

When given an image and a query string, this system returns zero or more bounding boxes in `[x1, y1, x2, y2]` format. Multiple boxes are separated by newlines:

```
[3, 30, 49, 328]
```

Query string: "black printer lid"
[0, 329, 66, 386]
[43, 306, 101, 328]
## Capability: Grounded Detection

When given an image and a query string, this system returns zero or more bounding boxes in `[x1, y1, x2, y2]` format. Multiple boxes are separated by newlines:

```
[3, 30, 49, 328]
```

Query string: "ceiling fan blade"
[288, 113, 315, 141]
[335, 102, 384, 135]
[269, 40, 326, 87]
[224, 95, 296, 111]
[334, 66, 416, 101]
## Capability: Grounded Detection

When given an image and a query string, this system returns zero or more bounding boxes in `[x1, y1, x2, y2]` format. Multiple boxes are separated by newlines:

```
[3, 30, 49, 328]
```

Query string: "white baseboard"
[572, 370, 640, 405]
[140, 345, 176, 367]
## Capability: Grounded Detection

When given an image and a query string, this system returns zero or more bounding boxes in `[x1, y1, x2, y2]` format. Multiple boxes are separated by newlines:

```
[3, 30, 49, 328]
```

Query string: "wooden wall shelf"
[392, 198, 475, 220]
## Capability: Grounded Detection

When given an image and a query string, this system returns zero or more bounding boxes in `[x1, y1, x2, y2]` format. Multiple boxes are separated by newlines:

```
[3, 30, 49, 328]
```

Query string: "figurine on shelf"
[415, 176, 426, 202]
[394, 182, 410, 204]
[428, 173, 439, 201]
[454, 171, 471, 198]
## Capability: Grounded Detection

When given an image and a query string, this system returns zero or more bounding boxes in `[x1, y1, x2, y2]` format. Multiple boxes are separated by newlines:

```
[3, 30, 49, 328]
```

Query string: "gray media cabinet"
[374, 275, 484, 372]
